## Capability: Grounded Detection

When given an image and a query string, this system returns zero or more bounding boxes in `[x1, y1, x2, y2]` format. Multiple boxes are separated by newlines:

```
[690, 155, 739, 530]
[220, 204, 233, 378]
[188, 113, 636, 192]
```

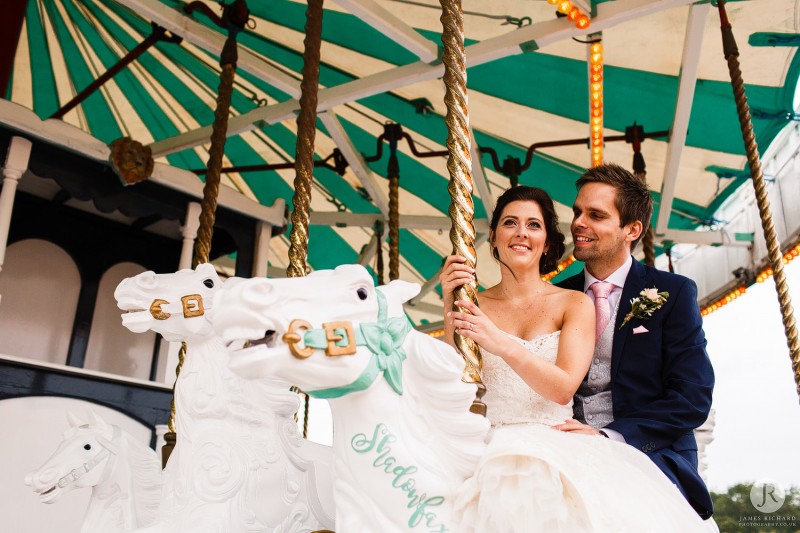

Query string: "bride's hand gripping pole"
[439, 0, 486, 416]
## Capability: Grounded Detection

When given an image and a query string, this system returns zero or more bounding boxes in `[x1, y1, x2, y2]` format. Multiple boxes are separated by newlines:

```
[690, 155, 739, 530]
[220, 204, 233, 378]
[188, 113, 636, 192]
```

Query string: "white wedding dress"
[453, 331, 707, 532]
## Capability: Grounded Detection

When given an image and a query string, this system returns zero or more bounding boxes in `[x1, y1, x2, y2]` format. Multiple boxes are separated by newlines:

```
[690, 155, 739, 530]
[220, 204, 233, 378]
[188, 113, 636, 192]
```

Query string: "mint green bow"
[304, 291, 412, 399]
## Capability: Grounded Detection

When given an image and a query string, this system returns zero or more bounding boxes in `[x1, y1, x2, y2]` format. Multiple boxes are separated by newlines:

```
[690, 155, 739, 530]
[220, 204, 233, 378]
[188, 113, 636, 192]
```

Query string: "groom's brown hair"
[576, 163, 653, 249]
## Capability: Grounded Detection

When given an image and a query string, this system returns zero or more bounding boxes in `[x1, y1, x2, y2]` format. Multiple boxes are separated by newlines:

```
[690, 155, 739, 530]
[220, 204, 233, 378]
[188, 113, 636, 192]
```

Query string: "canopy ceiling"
[5, 0, 799, 323]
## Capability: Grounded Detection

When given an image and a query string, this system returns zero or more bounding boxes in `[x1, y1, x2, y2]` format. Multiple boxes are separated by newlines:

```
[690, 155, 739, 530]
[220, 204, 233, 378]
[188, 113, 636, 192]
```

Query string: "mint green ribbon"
[305, 291, 412, 399]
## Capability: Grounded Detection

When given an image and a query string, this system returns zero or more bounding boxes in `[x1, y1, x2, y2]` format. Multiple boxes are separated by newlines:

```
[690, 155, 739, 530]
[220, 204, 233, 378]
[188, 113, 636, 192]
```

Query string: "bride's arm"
[450, 292, 595, 405]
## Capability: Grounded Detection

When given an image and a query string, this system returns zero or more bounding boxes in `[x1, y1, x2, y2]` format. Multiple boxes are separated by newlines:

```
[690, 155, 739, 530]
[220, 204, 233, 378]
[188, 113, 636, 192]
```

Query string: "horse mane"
[121, 431, 162, 526]
[397, 325, 489, 485]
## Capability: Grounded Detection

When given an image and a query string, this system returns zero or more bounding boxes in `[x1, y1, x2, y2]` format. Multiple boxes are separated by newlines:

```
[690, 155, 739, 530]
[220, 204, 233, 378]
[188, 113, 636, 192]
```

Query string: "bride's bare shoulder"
[548, 284, 592, 308]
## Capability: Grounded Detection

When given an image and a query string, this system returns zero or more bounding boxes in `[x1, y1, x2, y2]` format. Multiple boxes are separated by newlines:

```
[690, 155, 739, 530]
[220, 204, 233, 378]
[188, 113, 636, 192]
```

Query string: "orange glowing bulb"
[557, 1, 572, 14]
[591, 43, 602, 54]
[568, 7, 580, 20]
[591, 53, 603, 64]
[577, 15, 590, 29]
[547, 0, 559, 4]
[592, 115, 602, 123]
[591, 82, 602, 92]
[591, 74, 602, 83]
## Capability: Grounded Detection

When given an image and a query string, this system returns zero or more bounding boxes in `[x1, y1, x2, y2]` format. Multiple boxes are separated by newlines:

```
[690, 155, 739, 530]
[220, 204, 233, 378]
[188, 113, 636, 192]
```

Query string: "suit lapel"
[610, 259, 647, 382]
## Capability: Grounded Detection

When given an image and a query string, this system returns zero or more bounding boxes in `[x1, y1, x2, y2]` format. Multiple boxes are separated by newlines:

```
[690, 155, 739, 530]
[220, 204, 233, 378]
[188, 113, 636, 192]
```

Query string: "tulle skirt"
[453, 423, 707, 533]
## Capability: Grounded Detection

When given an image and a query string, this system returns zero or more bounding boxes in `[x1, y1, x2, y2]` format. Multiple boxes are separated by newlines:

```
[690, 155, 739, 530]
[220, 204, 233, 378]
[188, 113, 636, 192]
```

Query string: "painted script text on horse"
[351, 423, 448, 532]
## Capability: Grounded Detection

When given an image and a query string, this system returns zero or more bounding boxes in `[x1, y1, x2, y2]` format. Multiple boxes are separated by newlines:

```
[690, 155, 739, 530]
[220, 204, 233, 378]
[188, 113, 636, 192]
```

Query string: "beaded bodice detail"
[481, 331, 572, 427]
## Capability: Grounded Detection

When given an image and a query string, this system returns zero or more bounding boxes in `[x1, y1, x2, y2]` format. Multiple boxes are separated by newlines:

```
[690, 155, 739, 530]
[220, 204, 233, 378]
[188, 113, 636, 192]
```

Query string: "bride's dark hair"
[489, 186, 566, 275]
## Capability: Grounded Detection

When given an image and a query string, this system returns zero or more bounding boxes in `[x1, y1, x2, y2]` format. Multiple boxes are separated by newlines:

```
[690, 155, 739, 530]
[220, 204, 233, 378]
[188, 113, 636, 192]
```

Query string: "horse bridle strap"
[57, 426, 121, 489]
[303, 291, 412, 399]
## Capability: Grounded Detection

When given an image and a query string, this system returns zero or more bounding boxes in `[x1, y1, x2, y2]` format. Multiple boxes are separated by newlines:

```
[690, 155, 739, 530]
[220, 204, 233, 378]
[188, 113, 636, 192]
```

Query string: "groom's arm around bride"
[556, 163, 715, 520]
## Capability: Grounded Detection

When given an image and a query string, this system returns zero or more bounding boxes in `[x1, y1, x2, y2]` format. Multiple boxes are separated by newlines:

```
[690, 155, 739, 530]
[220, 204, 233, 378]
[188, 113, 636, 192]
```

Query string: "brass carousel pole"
[287, 0, 324, 437]
[439, 0, 485, 415]
[387, 130, 401, 281]
[162, 1, 249, 466]
[629, 125, 655, 267]
[717, 0, 800, 397]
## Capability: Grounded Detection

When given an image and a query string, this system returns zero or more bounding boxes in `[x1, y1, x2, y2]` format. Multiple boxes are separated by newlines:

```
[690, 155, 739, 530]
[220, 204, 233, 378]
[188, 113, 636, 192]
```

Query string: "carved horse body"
[115, 264, 334, 532]
[212, 264, 489, 532]
[26, 411, 161, 533]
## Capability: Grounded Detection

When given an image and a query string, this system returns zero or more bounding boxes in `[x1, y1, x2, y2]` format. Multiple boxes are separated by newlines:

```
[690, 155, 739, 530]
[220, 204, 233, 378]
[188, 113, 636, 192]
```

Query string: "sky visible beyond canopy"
[703, 259, 800, 492]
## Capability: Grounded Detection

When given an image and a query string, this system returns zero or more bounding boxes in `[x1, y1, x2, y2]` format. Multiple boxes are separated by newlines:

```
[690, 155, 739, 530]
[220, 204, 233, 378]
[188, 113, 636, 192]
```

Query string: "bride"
[441, 186, 706, 532]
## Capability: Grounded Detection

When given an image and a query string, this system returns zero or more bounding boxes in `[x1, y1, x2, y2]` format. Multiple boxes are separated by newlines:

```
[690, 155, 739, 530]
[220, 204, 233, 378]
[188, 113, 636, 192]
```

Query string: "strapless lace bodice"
[481, 331, 573, 427]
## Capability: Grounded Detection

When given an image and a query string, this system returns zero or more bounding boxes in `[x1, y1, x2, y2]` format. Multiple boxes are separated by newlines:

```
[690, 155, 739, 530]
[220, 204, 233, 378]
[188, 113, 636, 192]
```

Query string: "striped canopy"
[5, 0, 798, 324]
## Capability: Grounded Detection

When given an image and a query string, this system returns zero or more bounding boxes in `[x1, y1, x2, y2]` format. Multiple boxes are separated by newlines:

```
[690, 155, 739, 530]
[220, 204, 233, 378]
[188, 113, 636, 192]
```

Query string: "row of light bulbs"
[701, 241, 800, 316]
[547, 0, 591, 29]
[543, 254, 577, 282]
[589, 40, 604, 167]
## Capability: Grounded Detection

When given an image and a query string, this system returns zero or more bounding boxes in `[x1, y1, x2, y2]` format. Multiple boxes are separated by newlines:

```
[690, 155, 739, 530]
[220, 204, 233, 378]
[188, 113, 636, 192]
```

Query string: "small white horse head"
[115, 263, 221, 341]
[25, 410, 161, 529]
[26, 410, 120, 502]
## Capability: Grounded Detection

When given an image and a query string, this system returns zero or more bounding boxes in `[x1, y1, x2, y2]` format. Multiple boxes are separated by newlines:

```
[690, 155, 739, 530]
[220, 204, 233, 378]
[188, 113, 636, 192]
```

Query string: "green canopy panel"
[5, 0, 798, 325]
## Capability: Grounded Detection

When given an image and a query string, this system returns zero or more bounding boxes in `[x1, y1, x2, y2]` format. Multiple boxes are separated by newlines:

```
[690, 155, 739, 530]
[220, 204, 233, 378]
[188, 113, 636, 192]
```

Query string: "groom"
[555, 163, 715, 520]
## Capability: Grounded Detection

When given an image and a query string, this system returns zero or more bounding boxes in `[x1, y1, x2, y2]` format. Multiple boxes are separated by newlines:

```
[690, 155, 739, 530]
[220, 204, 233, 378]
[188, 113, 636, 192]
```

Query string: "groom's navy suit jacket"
[559, 259, 715, 518]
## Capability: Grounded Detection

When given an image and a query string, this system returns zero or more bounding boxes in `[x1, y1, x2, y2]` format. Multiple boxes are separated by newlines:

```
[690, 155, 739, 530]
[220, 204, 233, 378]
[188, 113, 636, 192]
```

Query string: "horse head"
[114, 263, 221, 341]
[25, 410, 121, 503]
[212, 264, 420, 395]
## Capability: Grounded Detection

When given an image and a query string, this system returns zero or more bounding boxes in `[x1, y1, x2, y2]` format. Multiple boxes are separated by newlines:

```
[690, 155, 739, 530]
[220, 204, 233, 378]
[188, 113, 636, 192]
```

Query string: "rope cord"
[717, 0, 800, 398]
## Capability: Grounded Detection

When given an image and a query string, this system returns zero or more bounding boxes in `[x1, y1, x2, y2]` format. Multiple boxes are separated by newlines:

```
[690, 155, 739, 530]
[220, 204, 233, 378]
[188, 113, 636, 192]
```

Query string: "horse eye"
[203, 279, 215, 288]
[84, 444, 91, 451]
[357, 288, 369, 301]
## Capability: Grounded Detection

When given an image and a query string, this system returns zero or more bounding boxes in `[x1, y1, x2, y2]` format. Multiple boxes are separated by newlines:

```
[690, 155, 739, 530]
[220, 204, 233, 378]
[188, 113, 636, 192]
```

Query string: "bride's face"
[491, 200, 549, 273]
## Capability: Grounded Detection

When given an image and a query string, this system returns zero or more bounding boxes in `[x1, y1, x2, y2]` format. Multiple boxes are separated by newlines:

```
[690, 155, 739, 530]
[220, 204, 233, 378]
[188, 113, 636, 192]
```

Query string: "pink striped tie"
[590, 281, 614, 341]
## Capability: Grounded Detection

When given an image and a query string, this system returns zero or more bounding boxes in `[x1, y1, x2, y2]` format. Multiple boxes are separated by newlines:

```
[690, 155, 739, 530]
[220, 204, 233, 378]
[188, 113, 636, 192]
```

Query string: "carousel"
[1, 0, 799, 531]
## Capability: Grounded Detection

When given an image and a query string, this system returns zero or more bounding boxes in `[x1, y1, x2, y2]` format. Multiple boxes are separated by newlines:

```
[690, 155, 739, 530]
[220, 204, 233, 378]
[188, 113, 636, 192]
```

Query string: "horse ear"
[87, 408, 108, 429]
[66, 411, 83, 428]
[381, 280, 421, 305]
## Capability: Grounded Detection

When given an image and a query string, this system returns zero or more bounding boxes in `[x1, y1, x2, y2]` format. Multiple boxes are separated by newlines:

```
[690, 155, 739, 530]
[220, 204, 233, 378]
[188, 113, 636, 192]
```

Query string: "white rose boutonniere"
[619, 288, 669, 329]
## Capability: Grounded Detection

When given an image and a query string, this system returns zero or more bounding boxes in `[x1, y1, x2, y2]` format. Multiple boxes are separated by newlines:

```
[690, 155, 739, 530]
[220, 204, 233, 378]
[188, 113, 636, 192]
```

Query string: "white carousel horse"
[114, 264, 334, 532]
[212, 264, 490, 533]
[25, 410, 161, 533]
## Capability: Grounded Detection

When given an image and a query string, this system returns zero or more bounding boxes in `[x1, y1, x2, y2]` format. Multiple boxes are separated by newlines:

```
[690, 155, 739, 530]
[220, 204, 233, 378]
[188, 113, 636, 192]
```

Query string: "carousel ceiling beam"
[115, 0, 301, 98]
[404, 300, 446, 316]
[407, 232, 490, 308]
[319, 112, 390, 216]
[149, 0, 695, 157]
[470, 129, 494, 214]
[659, 229, 753, 248]
[655, 3, 709, 235]
[357, 233, 379, 266]
[309, 212, 491, 233]
[333, 0, 438, 62]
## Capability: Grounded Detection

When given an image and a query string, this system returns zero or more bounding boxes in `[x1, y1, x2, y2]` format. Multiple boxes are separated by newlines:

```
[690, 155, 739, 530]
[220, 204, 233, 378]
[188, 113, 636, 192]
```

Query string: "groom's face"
[571, 183, 635, 269]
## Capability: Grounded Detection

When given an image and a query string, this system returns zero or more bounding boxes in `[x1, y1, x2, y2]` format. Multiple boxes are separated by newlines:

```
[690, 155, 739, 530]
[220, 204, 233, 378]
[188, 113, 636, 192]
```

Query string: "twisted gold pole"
[718, 1, 800, 397]
[375, 221, 385, 285]
[439, 0, 484, 415]
[642, 226, 655, 267]
[286, 0, 323, 436]
[287, 0, 323, 279]
[388, 152, 400, 281]
[163, 32, 240, 467]
[635, 168, 655, 268]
